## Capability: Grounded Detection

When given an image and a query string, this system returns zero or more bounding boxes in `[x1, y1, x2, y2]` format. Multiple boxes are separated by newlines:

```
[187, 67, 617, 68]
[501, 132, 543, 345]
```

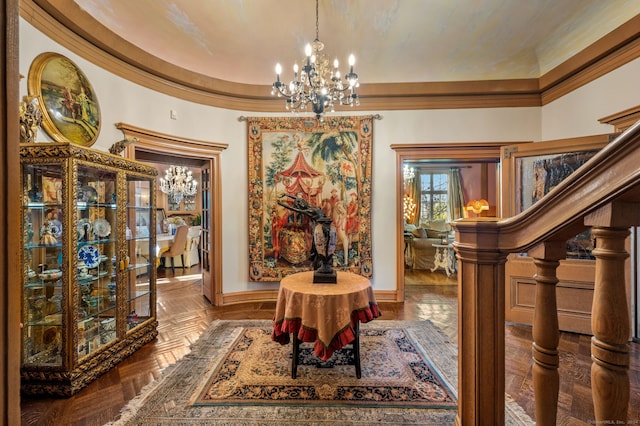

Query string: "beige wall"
[19, 18, 640, 294]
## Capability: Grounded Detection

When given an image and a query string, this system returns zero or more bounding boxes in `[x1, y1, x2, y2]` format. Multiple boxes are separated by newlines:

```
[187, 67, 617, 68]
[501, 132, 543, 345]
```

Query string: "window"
[419, 171, 448, 222]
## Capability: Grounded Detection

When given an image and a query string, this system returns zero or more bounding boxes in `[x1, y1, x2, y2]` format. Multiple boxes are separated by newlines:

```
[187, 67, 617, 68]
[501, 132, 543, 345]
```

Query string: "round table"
[272, 270, 380, 378]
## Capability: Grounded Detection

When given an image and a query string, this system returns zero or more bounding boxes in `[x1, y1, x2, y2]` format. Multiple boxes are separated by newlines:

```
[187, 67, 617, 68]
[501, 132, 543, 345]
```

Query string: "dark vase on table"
[313, 217, 337, 283]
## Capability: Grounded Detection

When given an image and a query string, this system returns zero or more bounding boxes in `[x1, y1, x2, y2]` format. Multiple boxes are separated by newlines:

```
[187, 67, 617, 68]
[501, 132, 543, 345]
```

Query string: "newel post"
[584, 202, 638, 423]
[453, 218, 506, 426]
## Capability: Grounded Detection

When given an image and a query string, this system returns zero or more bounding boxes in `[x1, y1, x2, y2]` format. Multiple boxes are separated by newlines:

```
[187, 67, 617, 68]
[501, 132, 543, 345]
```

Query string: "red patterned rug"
[191, 326, 457, 408]
[110, 320, 533, 425]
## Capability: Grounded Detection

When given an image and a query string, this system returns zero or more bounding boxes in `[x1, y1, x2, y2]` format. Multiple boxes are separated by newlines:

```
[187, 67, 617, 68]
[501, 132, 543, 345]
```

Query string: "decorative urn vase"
[312, 217, 337, 283]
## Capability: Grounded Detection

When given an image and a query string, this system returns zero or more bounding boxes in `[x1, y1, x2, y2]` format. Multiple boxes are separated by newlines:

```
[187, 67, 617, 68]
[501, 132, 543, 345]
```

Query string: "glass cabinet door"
[125, 176, 154, 330]
[20, 142, 158, 396]
[76, 164, 117, 358]
[22, 163, 65, 367]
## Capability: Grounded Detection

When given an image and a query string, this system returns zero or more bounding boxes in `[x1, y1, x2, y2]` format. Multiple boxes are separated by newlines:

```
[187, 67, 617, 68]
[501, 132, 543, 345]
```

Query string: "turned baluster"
[528, 242, 565, 426]
[585, 202, 636, 423]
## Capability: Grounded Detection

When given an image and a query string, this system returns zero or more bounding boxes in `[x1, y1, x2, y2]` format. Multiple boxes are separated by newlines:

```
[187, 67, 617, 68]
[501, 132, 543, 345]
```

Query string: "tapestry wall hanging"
[248, 116, 373, 282]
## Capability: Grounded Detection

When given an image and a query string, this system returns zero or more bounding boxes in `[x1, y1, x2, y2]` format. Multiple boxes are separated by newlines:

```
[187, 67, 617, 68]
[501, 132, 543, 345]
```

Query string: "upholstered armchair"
[405, 221, 453, 270]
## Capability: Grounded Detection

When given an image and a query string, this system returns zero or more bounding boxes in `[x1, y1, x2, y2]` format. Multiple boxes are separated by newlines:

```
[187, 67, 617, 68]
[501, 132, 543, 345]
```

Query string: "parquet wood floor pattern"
[20, 268, 639, 425]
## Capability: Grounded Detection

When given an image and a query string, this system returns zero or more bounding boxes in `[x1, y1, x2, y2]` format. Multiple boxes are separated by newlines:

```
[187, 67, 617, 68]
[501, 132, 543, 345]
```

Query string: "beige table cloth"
[272, 271, 380, 361]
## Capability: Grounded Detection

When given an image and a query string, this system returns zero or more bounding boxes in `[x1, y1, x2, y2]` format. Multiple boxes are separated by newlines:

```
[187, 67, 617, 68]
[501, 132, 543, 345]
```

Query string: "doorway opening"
[391, 142, 508, 301]
[116, 123, 228, 305]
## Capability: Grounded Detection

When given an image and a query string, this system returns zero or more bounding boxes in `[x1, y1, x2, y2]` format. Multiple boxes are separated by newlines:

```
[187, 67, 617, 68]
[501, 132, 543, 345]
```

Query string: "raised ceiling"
[59, 0, 640, 86]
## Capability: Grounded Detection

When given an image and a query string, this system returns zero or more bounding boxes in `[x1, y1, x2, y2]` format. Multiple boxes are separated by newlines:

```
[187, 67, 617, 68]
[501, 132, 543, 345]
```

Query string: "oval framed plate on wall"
[27, 52, 101, 147]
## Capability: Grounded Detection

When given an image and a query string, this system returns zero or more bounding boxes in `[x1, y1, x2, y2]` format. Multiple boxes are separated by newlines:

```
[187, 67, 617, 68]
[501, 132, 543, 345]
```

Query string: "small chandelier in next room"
[271, 0, 360, 120]
[159, 165, 197, 204]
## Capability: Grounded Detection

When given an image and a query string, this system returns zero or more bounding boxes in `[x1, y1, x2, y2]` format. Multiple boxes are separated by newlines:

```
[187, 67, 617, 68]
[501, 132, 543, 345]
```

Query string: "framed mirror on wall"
[167, 197, 181, 212]
[183, 195, 196, 211]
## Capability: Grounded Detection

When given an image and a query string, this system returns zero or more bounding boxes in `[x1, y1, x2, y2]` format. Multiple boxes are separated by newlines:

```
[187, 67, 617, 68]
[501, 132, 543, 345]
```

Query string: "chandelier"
[271, 0, 360, 120]
[403, 165, 415, 182]
[403, 194, 416, 222]
[159, 165, 197, 204]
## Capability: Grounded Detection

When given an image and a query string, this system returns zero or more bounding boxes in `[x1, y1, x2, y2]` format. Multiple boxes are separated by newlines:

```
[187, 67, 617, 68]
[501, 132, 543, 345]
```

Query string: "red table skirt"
[272, 303, 381, 361]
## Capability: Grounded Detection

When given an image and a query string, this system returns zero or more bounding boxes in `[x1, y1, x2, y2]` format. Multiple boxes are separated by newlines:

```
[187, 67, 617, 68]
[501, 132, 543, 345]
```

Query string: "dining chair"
[160, 225, 188, 273]
[185, 226, 201, 267]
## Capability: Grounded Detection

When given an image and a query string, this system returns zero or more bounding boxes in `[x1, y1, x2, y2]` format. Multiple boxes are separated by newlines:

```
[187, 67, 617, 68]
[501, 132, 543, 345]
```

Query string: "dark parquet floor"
[20, 267, 639, 425]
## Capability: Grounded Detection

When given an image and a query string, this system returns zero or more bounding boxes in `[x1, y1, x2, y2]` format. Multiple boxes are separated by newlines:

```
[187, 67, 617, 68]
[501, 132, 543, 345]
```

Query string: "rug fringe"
[106, 320, 227, 425]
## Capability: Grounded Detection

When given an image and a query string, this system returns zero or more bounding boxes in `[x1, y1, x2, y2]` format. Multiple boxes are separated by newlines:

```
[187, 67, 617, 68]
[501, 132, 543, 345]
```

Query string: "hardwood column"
[528, 242, 565, 426]
[453, 218, 506, 426]
[585, 202, 637, 423]
[3, 0, 22, 423]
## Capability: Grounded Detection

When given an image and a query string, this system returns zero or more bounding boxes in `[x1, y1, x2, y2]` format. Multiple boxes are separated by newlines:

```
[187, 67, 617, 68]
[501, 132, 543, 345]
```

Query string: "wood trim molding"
[599, 105, 640, 132]
[4, 0, 21, 422]
[117, 124, 227, 306]
[221, 290, 279, 306]
[390, 142, 519, 161]
[541, 36, 640, 105]
[391, 142, 516, 303]
[20, 1, 640, 111]
[115, 123, 228, 155]
[371, 290, 399, 302]
[539, 14, 640, 90]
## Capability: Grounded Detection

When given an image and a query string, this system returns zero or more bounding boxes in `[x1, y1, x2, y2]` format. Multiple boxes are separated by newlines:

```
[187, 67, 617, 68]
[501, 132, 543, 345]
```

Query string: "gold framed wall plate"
[28, 52, 101, 146]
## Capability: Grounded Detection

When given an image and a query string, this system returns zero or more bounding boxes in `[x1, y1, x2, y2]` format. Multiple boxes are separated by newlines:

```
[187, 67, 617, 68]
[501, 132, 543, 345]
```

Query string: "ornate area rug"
[110, 320, 534, 425]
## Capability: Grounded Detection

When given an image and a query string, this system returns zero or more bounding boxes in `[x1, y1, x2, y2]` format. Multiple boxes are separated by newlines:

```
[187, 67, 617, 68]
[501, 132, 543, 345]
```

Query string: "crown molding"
[21, 0, 640, 111]
[599, 105, 640, 132]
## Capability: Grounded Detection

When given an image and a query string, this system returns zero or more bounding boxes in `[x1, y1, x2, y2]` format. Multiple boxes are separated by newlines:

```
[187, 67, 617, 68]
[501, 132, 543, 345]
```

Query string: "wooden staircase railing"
[452, 119, 640, 425]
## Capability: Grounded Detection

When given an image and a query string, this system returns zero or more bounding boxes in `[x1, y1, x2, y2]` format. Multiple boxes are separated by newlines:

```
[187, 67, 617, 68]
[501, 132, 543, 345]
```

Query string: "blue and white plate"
[79, 245, 100, 268]
[93, 218, 111, 238]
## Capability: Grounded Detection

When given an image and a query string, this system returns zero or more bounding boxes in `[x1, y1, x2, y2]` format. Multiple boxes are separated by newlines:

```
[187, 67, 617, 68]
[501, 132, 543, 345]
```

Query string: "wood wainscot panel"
[506, 254, 595, 335]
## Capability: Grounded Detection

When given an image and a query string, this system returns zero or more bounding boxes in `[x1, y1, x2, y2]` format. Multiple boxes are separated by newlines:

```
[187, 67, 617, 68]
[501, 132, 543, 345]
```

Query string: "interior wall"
[541, 57, 640, 140]
[19, 18, 639, 295]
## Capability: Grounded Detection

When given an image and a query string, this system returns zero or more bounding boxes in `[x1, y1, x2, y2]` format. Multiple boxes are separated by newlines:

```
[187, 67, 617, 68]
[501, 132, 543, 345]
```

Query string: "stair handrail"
[452, 118, 640, 425]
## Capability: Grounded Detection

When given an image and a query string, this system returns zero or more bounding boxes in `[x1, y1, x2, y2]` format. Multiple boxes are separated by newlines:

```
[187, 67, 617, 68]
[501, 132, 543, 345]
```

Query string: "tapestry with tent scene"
[247, 116, 373, 282]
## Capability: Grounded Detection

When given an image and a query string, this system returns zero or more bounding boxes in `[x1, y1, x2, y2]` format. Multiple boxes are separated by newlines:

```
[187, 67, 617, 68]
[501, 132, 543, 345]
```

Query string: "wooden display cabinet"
[20, 143, 158, 396]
